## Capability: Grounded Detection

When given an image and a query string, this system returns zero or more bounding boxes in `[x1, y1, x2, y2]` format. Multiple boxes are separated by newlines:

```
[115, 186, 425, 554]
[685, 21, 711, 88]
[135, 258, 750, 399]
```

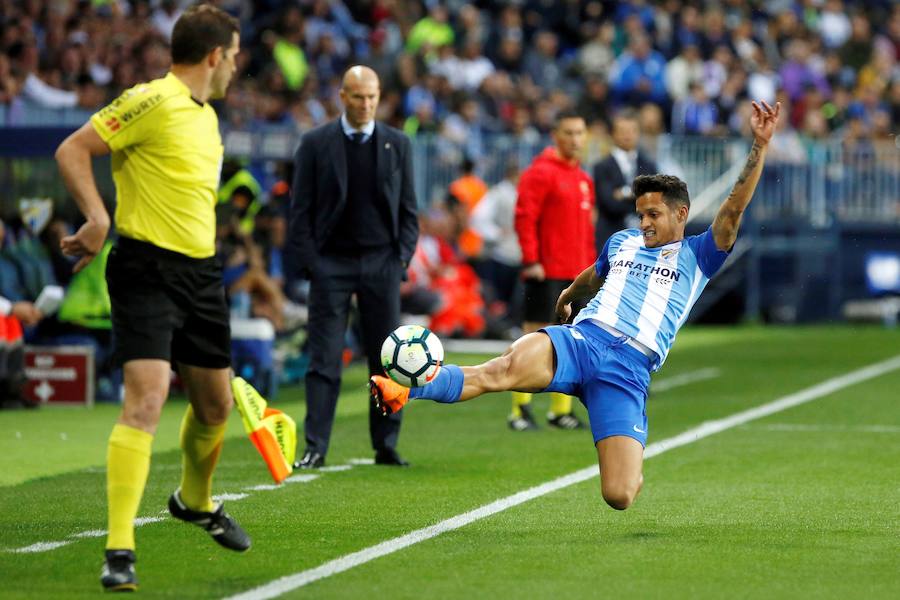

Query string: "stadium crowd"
[1, 0, 897, 141]
[1, 0, 899, 404]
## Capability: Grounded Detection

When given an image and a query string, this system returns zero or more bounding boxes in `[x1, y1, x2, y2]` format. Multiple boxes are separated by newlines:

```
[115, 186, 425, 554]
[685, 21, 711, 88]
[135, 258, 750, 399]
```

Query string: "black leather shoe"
[167, 490, 251, 552]
[293, 449, 325, 469]
[101, 549, 138, 592]
[374, 448, 409, 467]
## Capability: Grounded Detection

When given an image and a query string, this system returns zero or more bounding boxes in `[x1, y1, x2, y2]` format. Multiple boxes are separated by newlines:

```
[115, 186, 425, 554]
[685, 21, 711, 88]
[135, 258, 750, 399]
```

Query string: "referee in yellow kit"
[55, 5, 250, 592]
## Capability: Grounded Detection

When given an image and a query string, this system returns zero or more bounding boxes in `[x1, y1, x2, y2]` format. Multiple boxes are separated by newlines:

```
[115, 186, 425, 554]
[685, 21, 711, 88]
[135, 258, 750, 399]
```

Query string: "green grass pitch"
[1, 325, 898, 598]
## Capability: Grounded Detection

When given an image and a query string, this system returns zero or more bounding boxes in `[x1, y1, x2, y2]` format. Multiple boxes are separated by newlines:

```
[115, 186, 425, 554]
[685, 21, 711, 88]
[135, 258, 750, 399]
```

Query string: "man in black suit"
[593, 110, 658, 252]
[289, 66, 419, 468]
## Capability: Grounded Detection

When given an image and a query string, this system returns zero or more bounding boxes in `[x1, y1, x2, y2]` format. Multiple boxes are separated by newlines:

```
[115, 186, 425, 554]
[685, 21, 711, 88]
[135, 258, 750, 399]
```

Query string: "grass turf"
[0, 325, 898, 598]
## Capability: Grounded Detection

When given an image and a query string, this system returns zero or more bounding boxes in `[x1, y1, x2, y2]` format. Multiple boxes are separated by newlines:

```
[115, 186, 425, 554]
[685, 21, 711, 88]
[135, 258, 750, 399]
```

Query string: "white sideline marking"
[347, 458, 375, 466]
[4, 464, 343, 553]
[11, 541, 72, 553]
[247, 484, 281, 491]
[214, 493, 251, 502]
[285, 474, 320, 484]
[318, 465, 352, 473]
[747, 423, 900, 433]
[224, 354, 900, 600]
[651, 367, 721, 393]
[70, 529, 106, 539]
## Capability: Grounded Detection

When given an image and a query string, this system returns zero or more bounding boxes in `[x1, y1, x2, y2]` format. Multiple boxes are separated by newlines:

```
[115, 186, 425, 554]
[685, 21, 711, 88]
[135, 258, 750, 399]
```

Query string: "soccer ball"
[380, 325, 444, 388]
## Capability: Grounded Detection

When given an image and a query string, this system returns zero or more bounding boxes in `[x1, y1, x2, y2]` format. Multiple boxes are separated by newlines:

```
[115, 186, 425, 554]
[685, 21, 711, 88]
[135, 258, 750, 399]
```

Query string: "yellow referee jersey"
[91, 73, 223, 258]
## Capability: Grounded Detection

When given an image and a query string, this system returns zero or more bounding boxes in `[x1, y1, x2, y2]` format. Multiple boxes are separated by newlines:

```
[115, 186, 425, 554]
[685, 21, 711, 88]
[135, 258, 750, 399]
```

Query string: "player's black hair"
[632, 174, 690, 209]
[554, 110, 585, 129]
[171, 4, 239, 65]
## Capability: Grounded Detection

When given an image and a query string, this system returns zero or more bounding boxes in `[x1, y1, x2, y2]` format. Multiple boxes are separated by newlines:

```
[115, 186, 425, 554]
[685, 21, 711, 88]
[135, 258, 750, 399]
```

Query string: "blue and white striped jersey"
[573, 227, 730, 370]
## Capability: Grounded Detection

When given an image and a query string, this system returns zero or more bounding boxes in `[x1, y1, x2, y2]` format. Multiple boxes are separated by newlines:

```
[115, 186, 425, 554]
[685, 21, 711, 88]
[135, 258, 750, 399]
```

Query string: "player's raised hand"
[61, 219, 109, 273]
[750, 100, 780, 145]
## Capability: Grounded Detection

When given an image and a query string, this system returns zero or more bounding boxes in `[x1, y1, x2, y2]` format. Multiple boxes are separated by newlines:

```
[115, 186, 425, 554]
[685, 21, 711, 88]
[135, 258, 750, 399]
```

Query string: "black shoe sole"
[103, 582, 138, 592]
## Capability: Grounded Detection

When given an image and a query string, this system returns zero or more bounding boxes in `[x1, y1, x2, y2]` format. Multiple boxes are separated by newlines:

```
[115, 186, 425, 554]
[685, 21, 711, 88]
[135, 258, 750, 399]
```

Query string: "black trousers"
[304, 246, 403, 455]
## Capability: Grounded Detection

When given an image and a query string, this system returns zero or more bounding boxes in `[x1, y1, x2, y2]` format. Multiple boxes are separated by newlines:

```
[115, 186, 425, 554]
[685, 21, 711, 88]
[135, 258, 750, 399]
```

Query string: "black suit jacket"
[289, 120, 419, 276]
[593, 151, 658, 252]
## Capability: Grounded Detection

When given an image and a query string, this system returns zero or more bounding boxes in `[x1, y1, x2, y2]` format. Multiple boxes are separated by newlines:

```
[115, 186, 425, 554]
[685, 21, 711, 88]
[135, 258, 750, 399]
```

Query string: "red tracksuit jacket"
[514, 147, 595, 280]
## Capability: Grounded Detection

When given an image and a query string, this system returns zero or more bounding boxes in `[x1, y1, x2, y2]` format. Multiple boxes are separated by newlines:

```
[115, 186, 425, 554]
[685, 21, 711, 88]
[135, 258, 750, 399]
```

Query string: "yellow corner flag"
[231, 377, 297, 483]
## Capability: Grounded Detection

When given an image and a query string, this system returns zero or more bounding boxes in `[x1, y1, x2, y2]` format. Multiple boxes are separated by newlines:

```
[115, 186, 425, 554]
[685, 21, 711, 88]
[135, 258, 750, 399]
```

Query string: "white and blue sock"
[409, 365, 463, 404]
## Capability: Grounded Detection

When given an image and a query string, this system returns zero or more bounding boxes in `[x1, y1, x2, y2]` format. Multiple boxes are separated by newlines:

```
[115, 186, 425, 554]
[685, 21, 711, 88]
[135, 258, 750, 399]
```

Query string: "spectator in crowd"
[702, 44, 733, 99]
[510, 111, 595, 432]
[593, 110, 659, 253]
[448, 158, 488, 259]
[840, 13, 875, 72]
[609, 32, 668, 108]
[665, 42, 704, 103]
[508, 103, 542, 145]
[767, 105, 808, 164]
[523, 29, 564, 91]
[455, 38, 495, 93]
[151, 0, 183, 42]
[441, 96, 487, 162]
[7, 39, 103, 109]
[405, 202, 486, 338]
[576, 76, 612, 128]
[470, 162, 522, 332]
[218, 200, 288, 331]
[672, 81, 721, 136]
[406, 3, 453, 57]
[578, 21, 616, 79]
[289, 66, 418, 469]
[746, 50, 779, 106]
[780, 39, 831, 102]
[819, 0, 853, 49]
[0, 294, 41, 408]
[0, 217, 44, 409]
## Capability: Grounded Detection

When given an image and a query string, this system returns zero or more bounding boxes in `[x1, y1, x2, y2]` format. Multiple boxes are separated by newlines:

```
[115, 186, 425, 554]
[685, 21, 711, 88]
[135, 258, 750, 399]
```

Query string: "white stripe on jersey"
[593, 234, 643, 327]
[677, 265, 707, 330]
[634, 246, 680, 355]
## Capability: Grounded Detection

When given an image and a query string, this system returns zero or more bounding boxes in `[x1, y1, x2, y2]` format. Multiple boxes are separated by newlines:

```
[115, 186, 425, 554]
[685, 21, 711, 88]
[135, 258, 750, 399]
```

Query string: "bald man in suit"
[289, 66, 419, 468]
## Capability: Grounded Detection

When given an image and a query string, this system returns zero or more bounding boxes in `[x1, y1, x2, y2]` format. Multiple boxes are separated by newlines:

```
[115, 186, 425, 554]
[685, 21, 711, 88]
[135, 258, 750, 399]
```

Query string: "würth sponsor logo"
[105, 117, 120, 131]
[120, 94, 163, 123]
[97, 92, 163, 124]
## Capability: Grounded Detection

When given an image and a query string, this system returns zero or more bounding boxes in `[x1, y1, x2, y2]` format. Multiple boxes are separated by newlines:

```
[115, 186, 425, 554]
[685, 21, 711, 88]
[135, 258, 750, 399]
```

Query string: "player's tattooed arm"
[712, 100, 780, 251]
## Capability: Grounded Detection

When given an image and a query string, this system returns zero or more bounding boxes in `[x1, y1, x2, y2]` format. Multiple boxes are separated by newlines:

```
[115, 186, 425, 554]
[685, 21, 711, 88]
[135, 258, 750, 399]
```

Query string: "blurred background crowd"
[1, 0, 898, 405]
[1, 0, 898, 142]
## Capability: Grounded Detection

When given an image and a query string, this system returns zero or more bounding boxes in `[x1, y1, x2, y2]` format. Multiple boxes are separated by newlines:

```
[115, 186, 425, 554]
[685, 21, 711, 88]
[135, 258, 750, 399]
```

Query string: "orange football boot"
[369, 376, 411, 416]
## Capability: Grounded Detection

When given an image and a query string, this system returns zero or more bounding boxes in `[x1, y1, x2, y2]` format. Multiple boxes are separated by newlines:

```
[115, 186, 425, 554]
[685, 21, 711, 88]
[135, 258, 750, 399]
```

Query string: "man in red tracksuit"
[510, 110, 595, 431]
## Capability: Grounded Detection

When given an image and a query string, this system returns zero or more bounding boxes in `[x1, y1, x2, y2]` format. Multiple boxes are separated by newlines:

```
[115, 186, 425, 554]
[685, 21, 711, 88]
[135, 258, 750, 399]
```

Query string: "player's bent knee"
[601, 481, 640, 511]
[602, 491, 634, 511]
[193, 399, 232, 425]
[122, 393, 166, 429]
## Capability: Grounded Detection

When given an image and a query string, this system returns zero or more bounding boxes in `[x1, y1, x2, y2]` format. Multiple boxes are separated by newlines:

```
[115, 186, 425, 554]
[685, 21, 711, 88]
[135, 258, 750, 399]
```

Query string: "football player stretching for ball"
[371, 101, 780, 510]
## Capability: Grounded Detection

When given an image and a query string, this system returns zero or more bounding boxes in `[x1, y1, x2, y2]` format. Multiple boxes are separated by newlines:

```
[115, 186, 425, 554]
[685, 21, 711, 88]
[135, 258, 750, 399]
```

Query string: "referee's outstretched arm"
[711, 100, 781, 252]
[55, 123, 112, 272]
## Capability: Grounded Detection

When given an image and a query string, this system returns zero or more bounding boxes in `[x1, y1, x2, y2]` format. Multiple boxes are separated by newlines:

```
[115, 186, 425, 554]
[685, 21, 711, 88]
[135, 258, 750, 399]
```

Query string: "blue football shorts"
[540, 321, 653, 446]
